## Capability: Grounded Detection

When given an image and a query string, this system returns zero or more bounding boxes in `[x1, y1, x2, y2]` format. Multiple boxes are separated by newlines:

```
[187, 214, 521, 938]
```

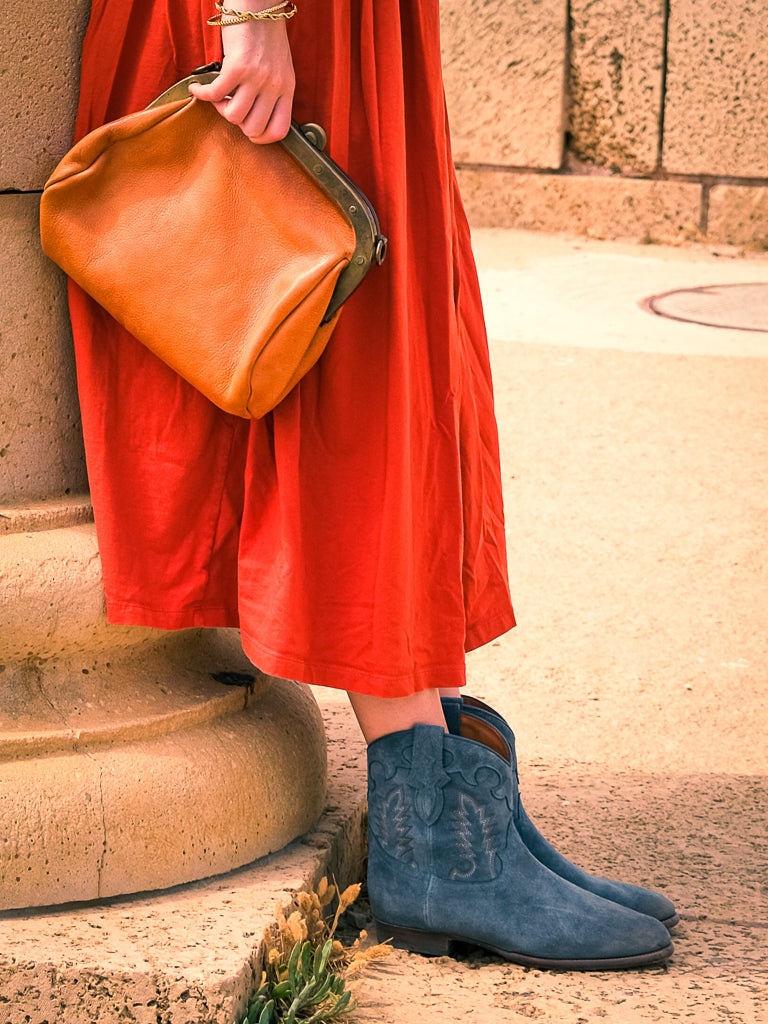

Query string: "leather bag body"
[40, 96, 360, 418]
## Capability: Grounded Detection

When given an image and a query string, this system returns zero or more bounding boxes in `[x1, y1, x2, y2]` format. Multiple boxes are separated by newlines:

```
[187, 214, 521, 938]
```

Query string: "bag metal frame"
[150, 63, 388, 323]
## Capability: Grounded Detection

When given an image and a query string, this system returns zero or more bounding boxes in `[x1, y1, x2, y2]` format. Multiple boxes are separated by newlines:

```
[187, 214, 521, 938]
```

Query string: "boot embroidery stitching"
[371, 783, 417, 869]
[406, 727, 451, 825]
[369, 752, 400, 785]
[410, 768, 451, 825]
[447, 791, 503, 881]
[452, 763, 511, 812]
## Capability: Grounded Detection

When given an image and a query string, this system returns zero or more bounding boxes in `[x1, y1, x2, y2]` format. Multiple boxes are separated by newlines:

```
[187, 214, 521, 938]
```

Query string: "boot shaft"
[367, 723, 514, 883]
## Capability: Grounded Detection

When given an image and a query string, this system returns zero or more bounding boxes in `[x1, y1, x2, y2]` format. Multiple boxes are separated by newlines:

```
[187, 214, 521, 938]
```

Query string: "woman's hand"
[188, 20, 295, 144]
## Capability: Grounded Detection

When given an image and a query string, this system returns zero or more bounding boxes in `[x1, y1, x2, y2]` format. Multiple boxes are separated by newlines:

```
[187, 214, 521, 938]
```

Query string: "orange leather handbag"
[40, 66, 387, 418]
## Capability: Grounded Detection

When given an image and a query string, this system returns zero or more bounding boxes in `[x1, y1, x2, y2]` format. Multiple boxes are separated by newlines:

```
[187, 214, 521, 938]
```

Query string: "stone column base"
[0, 512, 327, 910]
[1, 628, 327, 910]
[0, 696, 368, 1024]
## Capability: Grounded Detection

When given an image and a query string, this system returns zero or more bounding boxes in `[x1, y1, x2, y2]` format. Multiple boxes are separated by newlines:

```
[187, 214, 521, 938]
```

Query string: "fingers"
[209, 83, 259, 127]
[238, 92, 293, 143]
[189, 80, 292, 144]
[189, 72, 294, 145]
[187, 20, 295, 145]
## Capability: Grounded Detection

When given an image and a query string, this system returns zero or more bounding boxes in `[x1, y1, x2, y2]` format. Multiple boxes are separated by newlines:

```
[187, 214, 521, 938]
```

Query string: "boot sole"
[375, 921, 674, 971]
[662, 912, 680, 929]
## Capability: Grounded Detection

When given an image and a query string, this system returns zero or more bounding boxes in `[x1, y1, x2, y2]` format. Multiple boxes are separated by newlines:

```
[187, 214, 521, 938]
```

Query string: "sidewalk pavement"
[320, 229, 768, 1024]
[2, 230, 766, 1023]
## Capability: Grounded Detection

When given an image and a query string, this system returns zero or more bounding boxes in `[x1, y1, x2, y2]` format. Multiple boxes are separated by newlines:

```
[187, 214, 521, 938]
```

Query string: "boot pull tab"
[441, 697, 463, 735]
[407, 725, 451, 825]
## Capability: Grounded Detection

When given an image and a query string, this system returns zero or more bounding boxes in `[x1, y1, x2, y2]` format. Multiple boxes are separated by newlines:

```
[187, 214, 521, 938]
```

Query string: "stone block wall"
[441, 0, 768, 246]
[0, 1, 91, 502]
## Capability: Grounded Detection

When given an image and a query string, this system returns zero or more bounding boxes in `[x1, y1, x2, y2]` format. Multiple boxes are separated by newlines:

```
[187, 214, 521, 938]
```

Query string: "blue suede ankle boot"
[441, 696, 679, 928]
[366, 723, 673, 970]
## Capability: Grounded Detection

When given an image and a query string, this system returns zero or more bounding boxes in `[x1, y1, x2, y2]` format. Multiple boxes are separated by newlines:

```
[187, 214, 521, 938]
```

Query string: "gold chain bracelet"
[208, 1, 297, 26]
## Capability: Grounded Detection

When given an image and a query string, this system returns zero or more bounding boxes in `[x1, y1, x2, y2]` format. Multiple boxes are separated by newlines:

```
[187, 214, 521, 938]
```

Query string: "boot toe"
[486, 873, 675, 968]
[518, 806, 679, 927]
[603, 880, 678, 928]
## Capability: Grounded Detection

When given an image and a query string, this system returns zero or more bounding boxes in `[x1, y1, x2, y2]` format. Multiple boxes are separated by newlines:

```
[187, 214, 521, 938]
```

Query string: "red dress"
[69, 0, 515, 697]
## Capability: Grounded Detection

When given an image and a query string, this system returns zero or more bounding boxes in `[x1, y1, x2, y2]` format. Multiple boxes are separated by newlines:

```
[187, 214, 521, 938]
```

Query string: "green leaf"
[271, 980, 291, 1001]
[309, 973, 333, 1003]
[299, 940, 313, 982]
[295, 977, 317, 1007]
[257, 1000, 275, 1024]
[244, 989, 271, 1024]
[302, 987, 354, 1024]
[331, 988, 353, 1016]
[314, 938, 333, 980]
[287, 940, 302, 994]
[337, 989, 352, 1010]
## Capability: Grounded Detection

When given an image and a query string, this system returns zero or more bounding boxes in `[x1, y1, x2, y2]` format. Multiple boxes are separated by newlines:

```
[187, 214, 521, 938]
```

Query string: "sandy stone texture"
[568, 0, 666, 174]
[708, 184, 768, 248]
[457, 169, 702, 243]
[0, 194, 87, 503]
[440, 0, 568, 169]
[0, 0, 89, 190]
[663, 0, 768, 177]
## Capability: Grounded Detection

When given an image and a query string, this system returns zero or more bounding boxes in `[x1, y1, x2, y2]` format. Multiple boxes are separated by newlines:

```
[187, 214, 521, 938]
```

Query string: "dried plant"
[238, 878, 391, 1024]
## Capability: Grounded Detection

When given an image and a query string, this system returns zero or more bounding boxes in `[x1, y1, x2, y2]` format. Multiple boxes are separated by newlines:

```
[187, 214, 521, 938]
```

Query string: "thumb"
[187, 81, 211, 100]
[188, 77, 231, 103]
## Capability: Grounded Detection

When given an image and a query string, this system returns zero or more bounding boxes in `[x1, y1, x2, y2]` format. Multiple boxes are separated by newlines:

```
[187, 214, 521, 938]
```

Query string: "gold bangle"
[207, 1, 297, 25]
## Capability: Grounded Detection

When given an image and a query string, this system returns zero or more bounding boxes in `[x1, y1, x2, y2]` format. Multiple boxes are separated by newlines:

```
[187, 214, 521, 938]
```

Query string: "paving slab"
[349, 772, 767, 1024]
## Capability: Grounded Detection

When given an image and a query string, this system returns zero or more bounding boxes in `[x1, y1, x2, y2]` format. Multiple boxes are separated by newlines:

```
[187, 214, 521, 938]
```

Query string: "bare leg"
[348, 688, 447, 744]
[439, 687, 462, 698]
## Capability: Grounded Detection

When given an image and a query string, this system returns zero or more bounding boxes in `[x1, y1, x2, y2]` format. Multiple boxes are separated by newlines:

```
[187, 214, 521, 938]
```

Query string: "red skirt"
[69, 0, 515, 697]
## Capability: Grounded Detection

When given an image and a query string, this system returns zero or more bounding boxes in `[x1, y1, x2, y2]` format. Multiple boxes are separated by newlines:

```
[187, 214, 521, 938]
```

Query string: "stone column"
[0, 0, 327, 910]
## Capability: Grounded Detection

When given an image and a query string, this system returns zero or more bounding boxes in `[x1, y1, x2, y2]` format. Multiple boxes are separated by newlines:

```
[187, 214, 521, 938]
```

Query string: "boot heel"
[374, 920, 452, 956]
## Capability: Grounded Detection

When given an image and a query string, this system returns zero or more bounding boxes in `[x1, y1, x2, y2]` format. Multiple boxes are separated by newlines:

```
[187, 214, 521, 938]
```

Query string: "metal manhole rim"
[639, 281, 768, 334]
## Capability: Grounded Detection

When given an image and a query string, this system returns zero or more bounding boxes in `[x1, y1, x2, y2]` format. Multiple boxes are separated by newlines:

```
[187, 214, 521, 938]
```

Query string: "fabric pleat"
[68, 0, 515, 697]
